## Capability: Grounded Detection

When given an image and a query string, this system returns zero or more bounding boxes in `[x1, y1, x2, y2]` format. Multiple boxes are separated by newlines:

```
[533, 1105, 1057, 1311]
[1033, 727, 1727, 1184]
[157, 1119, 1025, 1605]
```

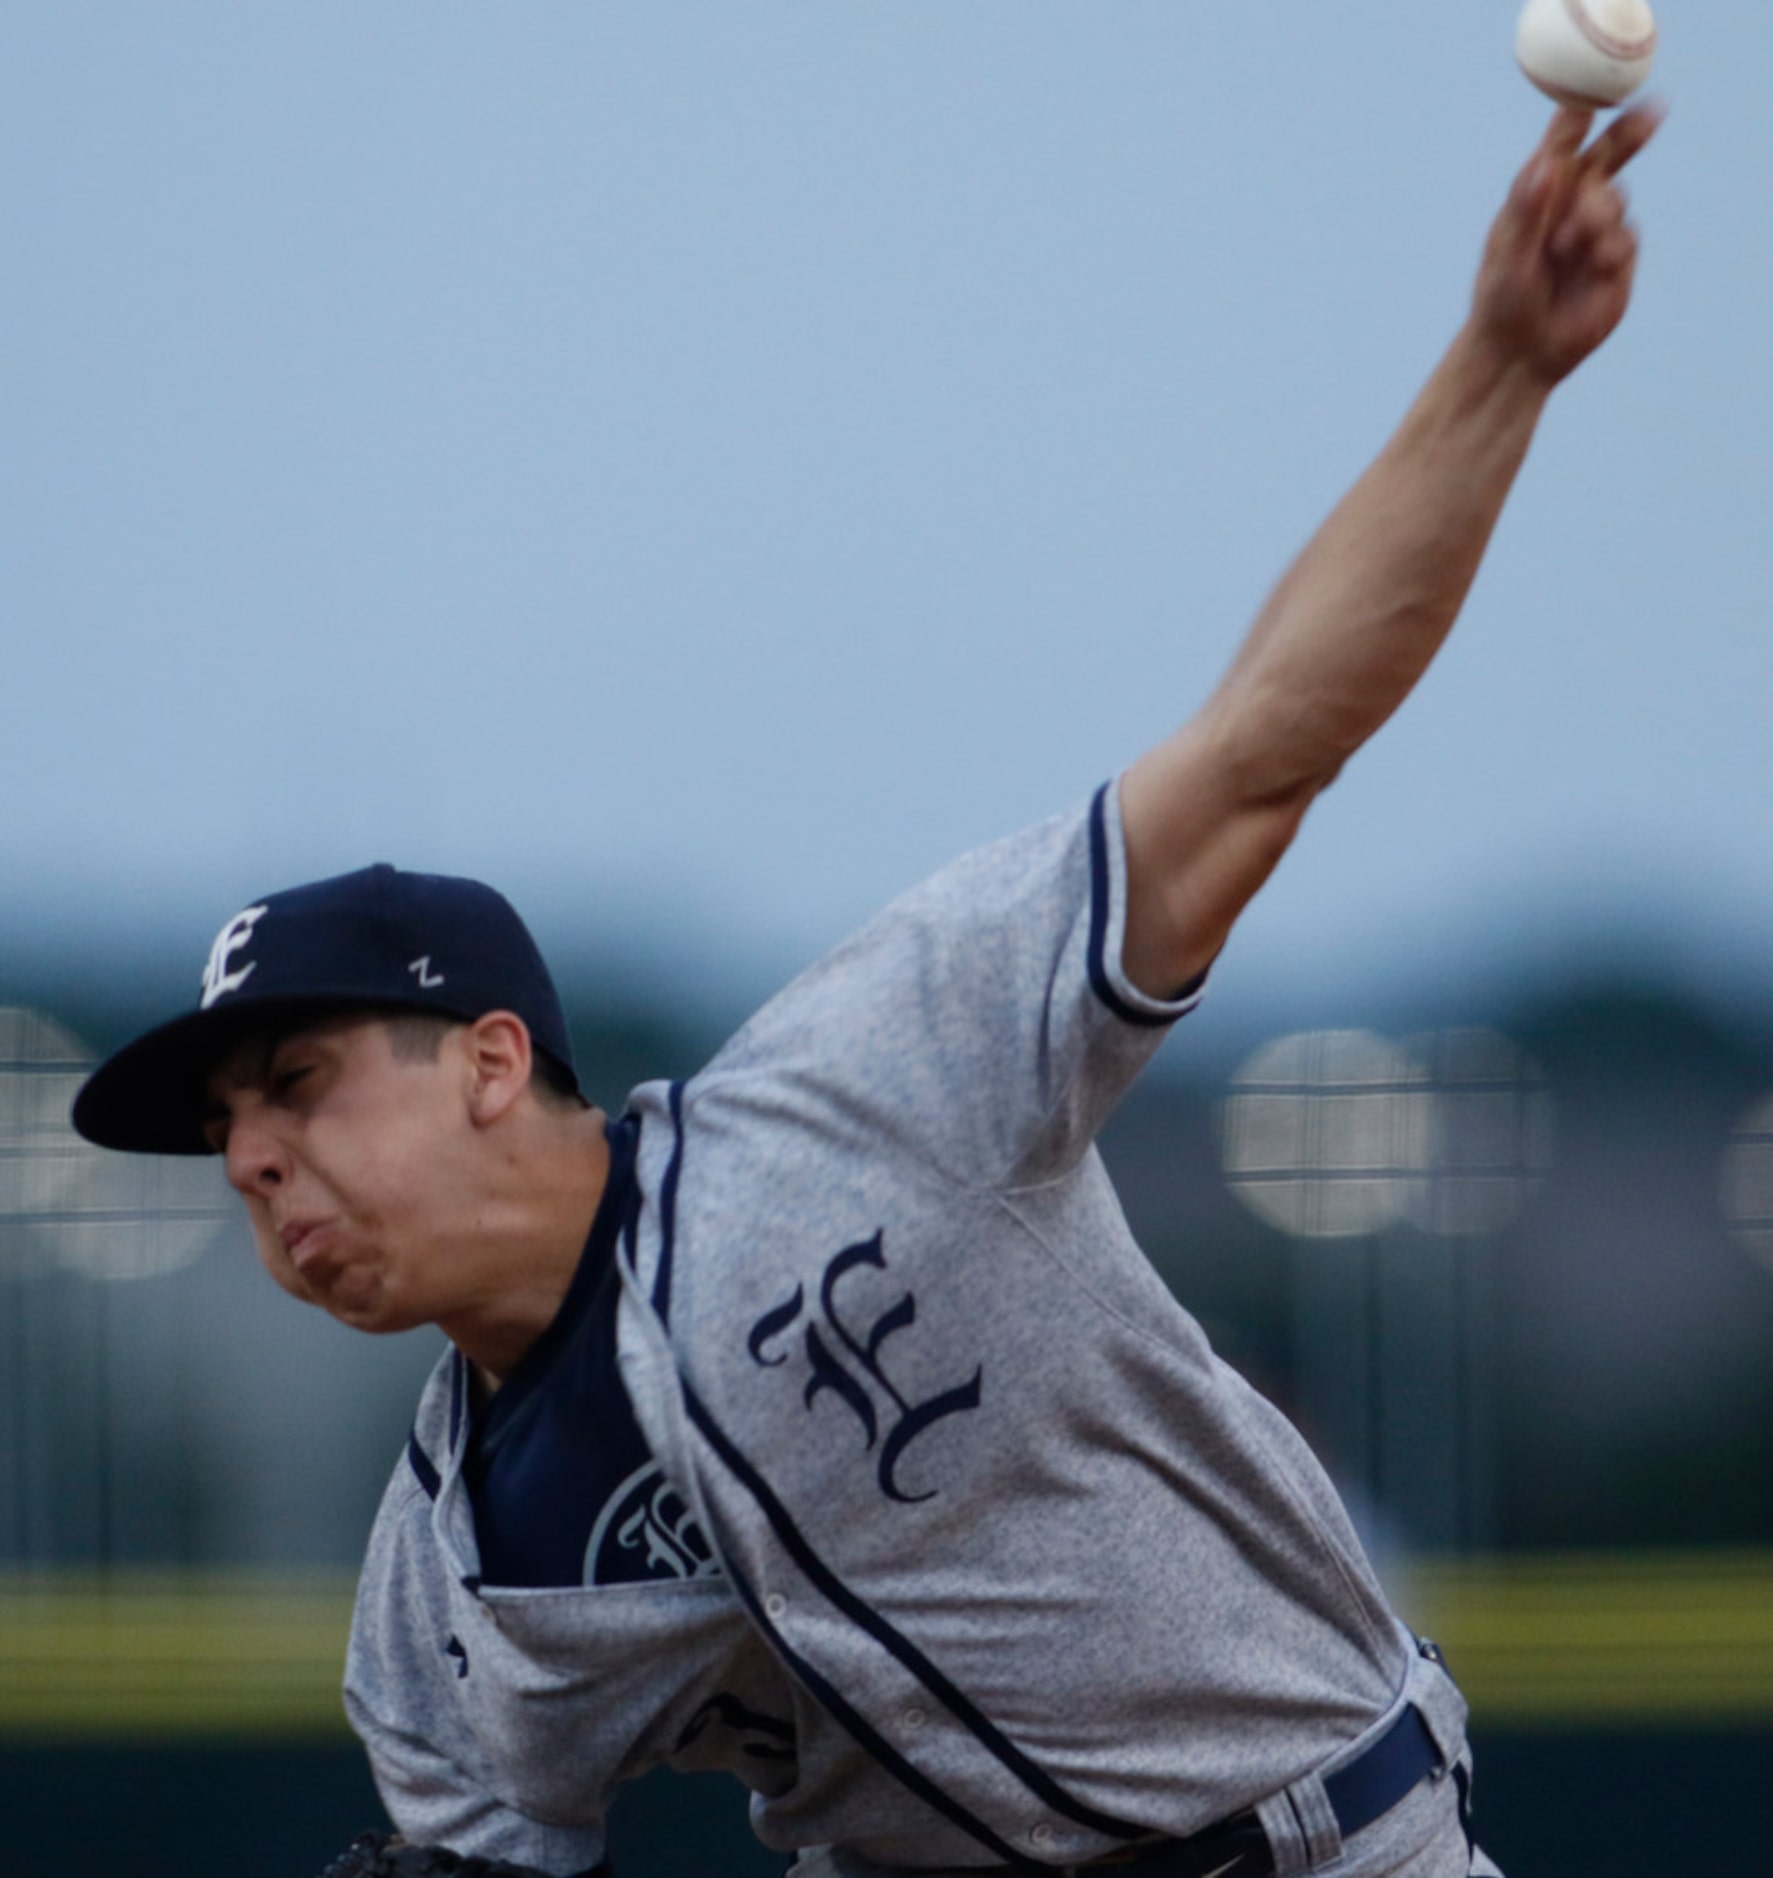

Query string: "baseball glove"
[316, 1833, 609, 1878]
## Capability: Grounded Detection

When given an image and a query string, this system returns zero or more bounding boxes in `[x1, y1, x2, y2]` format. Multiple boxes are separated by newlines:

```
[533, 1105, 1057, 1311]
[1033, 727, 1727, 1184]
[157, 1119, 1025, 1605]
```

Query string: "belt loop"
[1252, 1789, 1307, 1876]
[1288, 1770, 1344, 1871]
[1253, 1767, 1346, 1878]
[1408, 1635, 1469, 1772]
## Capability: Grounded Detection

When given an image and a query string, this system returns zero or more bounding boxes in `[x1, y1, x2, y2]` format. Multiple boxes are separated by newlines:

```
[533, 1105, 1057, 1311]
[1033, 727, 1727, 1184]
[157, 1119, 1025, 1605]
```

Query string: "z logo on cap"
[201, 905, 268, 1009]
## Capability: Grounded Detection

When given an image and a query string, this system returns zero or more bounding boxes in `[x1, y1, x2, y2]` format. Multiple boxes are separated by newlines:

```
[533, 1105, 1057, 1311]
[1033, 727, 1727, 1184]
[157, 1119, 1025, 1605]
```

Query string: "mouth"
[278, 1219, 334, 1275]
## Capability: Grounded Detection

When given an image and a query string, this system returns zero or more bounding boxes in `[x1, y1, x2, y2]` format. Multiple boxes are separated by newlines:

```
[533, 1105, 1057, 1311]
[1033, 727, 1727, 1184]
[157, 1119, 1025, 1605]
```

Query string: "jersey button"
[763, 1592, 789, 1620]
[901, 1705, 928, 1731]
[1030, 1824, 1055, 1850]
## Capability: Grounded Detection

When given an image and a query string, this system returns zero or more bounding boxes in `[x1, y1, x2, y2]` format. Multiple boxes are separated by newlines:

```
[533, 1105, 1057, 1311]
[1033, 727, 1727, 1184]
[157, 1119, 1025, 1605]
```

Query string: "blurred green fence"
[8, 1553, 1773, 1743]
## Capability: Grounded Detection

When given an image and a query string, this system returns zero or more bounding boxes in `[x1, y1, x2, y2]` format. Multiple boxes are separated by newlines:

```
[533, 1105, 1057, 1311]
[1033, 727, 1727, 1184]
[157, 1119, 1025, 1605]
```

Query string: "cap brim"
[71, 995, 411, 1156]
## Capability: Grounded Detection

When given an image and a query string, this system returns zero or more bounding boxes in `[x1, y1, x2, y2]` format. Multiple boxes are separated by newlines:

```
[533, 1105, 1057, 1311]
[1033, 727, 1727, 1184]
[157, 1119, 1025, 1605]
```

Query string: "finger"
[1583, 98, 1666, 179]
[1554, 202, 1638, 276]
[1504, 104, 1594, 244]
[1541, 103, 1596, 164]
[1549, 174, 1629, 262]
[1532, 105, 1594, 199]
[1535, 106, 1599, 222]
[1592, 224, 1639, 275]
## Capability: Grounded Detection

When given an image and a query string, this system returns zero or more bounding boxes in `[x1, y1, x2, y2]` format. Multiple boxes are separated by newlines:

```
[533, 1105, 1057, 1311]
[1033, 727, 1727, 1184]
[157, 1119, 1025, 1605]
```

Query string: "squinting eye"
[271, 1065, 312, 1099]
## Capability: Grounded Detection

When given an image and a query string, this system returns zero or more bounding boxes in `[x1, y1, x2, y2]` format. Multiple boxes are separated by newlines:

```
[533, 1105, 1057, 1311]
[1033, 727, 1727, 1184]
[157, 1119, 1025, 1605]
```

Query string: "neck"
[444, 1105, 612, 1389]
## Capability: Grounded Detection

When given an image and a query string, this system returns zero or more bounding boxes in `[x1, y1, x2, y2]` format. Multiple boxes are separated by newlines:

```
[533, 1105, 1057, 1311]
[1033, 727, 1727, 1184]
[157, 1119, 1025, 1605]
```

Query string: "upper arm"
[708, 795, 1204, 1189]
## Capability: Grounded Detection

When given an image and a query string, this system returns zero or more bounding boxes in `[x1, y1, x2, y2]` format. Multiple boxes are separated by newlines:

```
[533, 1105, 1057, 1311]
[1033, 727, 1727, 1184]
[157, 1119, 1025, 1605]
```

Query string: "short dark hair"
[380, 1008, 585, 1111]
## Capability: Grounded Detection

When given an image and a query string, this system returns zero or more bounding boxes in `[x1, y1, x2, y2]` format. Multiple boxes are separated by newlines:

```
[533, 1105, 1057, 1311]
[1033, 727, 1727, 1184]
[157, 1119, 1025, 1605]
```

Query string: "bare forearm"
[1118, 105, 1661, 997]
[1207, 322, 1550, 805]
[1118, 332, 1548, 992]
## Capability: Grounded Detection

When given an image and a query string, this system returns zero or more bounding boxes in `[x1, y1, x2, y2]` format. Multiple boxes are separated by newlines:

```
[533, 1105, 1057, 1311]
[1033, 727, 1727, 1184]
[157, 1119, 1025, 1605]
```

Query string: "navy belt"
[1047, 1699, 1446, 1878]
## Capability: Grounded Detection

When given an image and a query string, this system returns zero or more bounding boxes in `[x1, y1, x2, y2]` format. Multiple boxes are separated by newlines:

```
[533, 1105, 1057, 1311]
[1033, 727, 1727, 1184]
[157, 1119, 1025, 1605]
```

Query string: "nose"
[223, 1108, 288, 1196]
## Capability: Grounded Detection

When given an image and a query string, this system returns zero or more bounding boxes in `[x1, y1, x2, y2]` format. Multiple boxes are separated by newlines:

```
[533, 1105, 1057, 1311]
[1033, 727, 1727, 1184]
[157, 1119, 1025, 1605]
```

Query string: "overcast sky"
[7, 3, 1767, 1040]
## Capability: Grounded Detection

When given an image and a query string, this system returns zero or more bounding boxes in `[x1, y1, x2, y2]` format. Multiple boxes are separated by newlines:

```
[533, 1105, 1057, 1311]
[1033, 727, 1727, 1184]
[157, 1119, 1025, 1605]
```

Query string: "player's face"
[202, 1014, 485, 1336]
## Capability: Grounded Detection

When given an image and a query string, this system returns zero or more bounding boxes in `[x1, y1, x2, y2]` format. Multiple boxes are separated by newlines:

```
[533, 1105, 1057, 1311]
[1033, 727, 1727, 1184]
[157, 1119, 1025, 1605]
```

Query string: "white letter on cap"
[201, 905, 269, 1009]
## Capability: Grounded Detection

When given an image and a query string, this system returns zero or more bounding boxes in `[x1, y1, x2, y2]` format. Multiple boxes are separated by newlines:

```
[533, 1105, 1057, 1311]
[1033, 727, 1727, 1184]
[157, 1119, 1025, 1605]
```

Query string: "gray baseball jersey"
[345, 783, 1477, 1874]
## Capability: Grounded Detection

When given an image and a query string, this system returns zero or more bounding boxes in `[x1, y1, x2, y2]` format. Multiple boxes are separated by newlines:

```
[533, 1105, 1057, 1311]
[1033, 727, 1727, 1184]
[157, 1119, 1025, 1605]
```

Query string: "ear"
[460, 1012, 534, 1127]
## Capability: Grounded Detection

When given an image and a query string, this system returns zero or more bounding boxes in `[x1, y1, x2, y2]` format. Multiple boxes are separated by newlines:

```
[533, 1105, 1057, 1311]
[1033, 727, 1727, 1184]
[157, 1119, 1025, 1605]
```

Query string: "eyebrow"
[203, 1033, 283, 1105]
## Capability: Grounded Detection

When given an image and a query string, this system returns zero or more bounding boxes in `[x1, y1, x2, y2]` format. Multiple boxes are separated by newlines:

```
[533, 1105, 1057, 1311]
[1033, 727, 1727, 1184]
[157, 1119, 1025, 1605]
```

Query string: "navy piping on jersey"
[641, 1018, 1151, 1846]
[404, 1359, 469, 1504]
[621, 814, 1196, 1850]
[650, 1080, 687, 1321]
[406, 1430, 442, 1502]
[1085, 781, 1205, 1026]
[448, 1353, 467, 1451]
[681, 1379, 1147, 1846]
[706, 1505, 1044, 1872]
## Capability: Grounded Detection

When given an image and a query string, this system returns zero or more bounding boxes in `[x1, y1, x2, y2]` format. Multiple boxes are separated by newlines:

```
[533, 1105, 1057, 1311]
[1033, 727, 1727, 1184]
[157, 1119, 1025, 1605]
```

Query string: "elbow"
[1213, 689, 1352, 817]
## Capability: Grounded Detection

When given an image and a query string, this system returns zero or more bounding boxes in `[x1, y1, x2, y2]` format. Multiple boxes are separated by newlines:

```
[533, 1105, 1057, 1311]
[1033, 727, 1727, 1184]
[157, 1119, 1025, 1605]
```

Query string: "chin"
[329, 1294, 427, 1338]
[317, 1281, 394, 1333]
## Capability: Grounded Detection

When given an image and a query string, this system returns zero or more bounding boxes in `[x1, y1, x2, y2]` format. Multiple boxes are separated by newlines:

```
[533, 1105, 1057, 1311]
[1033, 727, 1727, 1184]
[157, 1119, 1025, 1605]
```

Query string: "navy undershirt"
[462, 1115, 678, 1588]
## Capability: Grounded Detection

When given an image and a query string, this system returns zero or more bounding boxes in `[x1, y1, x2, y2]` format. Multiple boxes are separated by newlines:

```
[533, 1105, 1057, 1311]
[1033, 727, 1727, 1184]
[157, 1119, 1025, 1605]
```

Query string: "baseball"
[1516, 0, 1657, 108]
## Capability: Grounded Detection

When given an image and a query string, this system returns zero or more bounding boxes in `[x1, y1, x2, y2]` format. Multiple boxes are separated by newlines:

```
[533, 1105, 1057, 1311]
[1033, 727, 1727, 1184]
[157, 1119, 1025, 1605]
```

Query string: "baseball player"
[74, 106, 1657, 1878]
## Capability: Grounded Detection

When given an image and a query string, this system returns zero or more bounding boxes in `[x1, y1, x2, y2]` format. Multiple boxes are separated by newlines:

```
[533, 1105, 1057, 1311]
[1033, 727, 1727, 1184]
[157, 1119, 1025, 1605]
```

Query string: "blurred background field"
[9, 2, 1773, 1872]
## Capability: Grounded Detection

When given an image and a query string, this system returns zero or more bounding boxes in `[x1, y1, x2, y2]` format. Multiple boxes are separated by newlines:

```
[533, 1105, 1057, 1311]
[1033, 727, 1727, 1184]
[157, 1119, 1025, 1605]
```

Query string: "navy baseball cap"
[72, 864, 583, 1156]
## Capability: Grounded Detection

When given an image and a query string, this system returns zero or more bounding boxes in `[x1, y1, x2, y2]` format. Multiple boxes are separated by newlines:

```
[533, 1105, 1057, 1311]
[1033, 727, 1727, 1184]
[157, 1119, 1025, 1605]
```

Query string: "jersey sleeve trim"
[1086, 779, 1208, 1026]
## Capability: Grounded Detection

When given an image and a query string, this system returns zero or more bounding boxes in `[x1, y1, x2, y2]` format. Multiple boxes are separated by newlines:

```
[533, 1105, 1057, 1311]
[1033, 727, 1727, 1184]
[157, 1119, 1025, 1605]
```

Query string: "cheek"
[319, 1115, 418, 1205]
[345, 1129, 453, 1236]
